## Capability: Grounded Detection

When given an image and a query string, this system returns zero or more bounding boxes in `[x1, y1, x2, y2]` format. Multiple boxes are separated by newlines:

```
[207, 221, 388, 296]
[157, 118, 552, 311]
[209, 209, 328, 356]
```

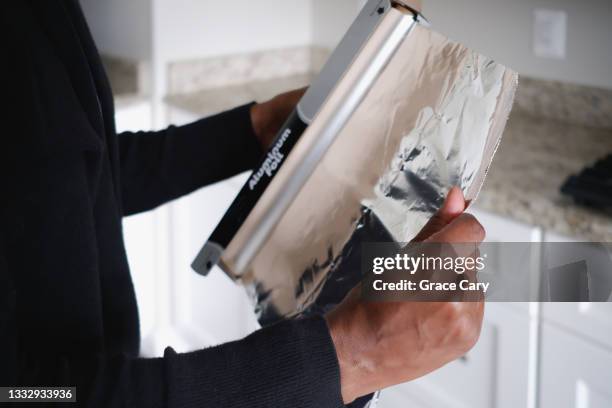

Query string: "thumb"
[426, 212, 486, 244]
[412, 186, 466, 242]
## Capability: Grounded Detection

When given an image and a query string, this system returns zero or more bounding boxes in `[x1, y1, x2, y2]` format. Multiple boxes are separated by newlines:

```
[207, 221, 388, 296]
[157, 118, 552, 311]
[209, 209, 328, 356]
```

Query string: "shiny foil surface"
[234, 24, 518, 325]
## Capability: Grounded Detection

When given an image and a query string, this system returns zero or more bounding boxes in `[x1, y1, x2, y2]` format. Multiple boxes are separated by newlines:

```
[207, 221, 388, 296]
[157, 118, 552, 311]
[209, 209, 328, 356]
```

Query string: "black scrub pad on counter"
[561, 154, 612, 211]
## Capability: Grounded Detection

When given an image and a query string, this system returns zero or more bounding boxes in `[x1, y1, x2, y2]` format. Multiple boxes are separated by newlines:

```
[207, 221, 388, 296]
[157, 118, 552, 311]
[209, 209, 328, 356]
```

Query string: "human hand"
[325, 187, 485, 403]
[250, 88, 307, 149]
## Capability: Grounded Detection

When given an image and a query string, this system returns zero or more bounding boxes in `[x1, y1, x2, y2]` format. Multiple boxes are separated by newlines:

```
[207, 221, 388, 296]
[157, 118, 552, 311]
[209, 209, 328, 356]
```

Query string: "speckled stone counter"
[166, 74, 313, 116]
[165, 78, 612, 242]
[104, 56, 150, 109]
[476, 109, 612, 241]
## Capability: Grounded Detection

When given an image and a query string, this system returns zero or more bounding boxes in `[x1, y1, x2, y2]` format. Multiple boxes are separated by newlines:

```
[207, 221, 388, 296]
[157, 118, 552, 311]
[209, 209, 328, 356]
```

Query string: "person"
[0, 1, 484, 407]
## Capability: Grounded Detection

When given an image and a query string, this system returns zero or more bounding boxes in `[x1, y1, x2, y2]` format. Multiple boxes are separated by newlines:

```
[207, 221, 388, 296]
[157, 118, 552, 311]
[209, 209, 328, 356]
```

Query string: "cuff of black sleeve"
[204, 102, 264, 170]
[228, 102, 264, 168]
[175, 102, 264, 178]
[164, 316, 344, 408]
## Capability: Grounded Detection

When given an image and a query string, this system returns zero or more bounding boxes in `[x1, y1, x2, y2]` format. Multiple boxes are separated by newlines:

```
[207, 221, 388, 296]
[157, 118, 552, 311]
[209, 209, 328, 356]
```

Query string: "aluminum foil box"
[193, 0, 518, 324]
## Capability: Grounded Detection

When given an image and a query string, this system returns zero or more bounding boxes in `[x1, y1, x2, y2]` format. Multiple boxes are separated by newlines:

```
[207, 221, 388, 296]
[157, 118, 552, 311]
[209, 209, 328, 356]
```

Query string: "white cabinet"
[470, 208, 540, 310]
[541, 234, 612, 302]
[541, 303, 612, 349]
[541, 231, 612, 350]
[539, 323, 612, 408]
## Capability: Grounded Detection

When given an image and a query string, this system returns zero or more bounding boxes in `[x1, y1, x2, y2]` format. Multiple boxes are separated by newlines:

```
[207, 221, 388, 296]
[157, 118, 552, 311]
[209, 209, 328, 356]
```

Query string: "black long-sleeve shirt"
[0, 1, 344, 406]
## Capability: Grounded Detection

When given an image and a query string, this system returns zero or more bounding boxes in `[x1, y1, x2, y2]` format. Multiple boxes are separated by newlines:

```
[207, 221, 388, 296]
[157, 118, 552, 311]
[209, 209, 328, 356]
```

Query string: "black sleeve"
[118, 104, 263, 216]
[0, 281, 344, 408]
[164, 317, 343, 407]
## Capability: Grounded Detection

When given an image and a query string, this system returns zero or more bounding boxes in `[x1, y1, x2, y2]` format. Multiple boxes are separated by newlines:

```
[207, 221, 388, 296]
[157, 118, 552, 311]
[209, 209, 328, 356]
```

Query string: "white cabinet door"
[541, 231, 612, 348]
[541, 234, 612, 302]
[470, 208, 541, 310]
[377, 304, 531, 408]
[541, 303, 612, 350]
[539, 323, 612, 408]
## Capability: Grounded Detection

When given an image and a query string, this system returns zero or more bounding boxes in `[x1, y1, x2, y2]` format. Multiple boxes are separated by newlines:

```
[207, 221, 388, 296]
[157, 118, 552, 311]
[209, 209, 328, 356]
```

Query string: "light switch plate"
[533, 8, 567, 59]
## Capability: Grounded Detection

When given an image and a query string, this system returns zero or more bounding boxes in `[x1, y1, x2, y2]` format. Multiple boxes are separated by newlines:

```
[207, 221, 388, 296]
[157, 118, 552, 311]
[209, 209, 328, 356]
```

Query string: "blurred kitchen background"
[80, 1, 612, 407]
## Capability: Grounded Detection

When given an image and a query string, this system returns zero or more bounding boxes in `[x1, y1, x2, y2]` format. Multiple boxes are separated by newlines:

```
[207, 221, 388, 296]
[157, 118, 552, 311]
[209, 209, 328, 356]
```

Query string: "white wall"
[80, 0, 612, 90]
[79, 0, 152, 60]
[311, 0, 361, 49]
[422, 0, 612, 90]
[153, 0, 314, 62]
[81, 0, 361, 61]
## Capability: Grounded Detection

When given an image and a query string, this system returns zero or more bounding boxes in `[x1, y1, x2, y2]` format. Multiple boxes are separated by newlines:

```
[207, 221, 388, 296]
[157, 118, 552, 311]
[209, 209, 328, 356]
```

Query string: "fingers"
[437, 186, 467, 220]
[274, 87, 308, 108]
[252, 88, 309, 148]
[426, 213, 486, 244]
[413, 187, 466, 242]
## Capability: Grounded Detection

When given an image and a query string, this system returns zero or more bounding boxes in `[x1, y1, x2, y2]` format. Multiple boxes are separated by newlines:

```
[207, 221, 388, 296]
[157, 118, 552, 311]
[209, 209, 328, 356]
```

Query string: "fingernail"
[443, 186, 465, 214]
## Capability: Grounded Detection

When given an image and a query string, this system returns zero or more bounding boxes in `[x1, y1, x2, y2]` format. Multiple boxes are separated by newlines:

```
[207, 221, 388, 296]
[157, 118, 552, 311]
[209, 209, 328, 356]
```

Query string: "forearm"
[4, 317, 344, 408]
[118, 103, 262, 216]
[166, 316, 343, 408]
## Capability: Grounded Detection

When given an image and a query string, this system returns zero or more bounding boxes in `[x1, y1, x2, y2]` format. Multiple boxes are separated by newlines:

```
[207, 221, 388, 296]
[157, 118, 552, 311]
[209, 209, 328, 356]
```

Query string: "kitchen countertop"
[104, 56, 150, 109]
[165, 77, 612, 242]
[114, 94, 150, 109]
[477, 109, 612, 242]
[166, 74, 313, 116]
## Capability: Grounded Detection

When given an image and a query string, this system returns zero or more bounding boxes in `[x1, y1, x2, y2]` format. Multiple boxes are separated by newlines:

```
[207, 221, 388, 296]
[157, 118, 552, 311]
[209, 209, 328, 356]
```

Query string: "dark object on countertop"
[561, 154, 612, 210]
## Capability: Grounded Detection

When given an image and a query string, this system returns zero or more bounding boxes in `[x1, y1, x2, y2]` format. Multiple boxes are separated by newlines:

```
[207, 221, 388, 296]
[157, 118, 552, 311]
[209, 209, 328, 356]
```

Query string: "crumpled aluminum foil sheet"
[239, 24, 518, 325]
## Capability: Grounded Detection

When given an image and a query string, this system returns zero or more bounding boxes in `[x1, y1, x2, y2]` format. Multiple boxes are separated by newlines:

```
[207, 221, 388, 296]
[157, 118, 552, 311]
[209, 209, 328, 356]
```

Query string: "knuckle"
[443, 304, 481, 351]
[440, 302, 462, 322]
[455, 316, 481, 351]
[463, 214, 486, 241]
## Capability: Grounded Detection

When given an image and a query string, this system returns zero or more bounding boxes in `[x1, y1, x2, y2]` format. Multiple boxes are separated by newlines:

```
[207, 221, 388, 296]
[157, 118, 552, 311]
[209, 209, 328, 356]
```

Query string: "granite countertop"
[114, 94, 150, 109]
[166, 74, 313, 116]
[104, 56, 150, 109]
[477, 109, 612, 241]
[165, 77, 612, 242]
